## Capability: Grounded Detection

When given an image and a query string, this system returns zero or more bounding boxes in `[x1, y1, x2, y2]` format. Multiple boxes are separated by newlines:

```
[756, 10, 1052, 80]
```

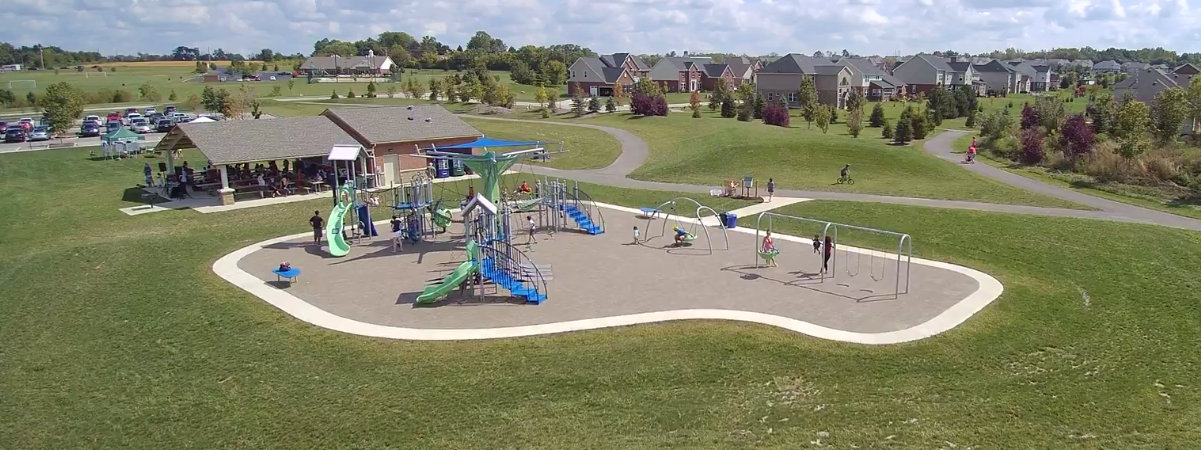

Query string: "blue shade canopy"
[431, 137, 541, 149]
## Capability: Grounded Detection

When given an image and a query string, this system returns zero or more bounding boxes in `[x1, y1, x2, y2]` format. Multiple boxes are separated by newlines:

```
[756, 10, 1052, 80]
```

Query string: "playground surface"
[228, 204, 998, 342]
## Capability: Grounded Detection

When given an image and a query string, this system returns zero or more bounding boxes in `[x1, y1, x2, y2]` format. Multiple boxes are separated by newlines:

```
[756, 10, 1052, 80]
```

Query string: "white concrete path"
[699, 197, 810, 227]
[212, 201, 1004, 344]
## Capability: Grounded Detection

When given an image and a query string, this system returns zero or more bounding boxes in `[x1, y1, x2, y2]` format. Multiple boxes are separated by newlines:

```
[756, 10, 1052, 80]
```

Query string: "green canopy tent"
[101, 127, 145, 143]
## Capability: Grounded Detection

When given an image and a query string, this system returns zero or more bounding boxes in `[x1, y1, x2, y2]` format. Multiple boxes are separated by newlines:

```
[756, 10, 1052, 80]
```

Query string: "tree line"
[969, 46, 1201, 65]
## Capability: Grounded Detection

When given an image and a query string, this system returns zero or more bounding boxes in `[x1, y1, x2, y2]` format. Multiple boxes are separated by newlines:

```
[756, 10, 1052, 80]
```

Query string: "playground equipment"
[529, 178, 604, 235]
[389, 174, 449, 243]
[325, 144, 378, 257]
[325, 184, 354, 257]
[643, 197, 729, 255]
[752, 212, 912, 299]
[412, 137, 584, 305]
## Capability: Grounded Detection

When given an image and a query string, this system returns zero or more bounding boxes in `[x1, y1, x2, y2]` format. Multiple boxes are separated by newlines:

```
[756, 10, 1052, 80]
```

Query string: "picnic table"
[272, 267, 301, 283]
[639, 207, 662, 218]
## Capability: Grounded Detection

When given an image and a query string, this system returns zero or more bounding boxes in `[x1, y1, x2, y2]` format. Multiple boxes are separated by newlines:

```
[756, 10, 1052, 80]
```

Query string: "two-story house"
[567, 53, 651, 96]
[1007, 61, 1037, 93]
[1114, 64, 1199, 135]
[839, 57, 906, 100]
[724, 56, 762, 87]
[1121, 61, 1150, 74]
[648, 57, 711, 92]
[755, 53, 853, 108]
[891, 54, 954, 95]
[1093, 60, 1122, 74]
[972, 60, 1016, 96]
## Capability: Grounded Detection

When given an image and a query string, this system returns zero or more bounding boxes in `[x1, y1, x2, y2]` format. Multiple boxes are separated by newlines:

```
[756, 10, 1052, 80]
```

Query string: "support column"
[218, 164, 235, 206]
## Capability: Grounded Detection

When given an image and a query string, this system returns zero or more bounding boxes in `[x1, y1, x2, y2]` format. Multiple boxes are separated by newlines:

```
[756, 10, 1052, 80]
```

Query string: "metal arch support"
[644, 197, 729, 255]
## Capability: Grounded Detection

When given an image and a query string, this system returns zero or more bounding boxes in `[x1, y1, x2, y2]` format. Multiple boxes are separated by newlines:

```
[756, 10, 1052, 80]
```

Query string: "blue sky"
[3, 0, 1200, 57]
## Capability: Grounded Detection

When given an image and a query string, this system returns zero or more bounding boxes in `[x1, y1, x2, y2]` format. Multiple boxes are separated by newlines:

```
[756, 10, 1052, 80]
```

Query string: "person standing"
[766, 178, 776, 202]
[143, 163, 153, 187]
[390, 215, 404, 252]
[822, 235, 834, 273]
[309, 211, 324, 245]
[526, 215, 538, 245]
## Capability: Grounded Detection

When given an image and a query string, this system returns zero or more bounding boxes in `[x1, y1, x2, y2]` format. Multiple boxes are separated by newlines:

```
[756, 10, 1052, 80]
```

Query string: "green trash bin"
[451, 158, 465, 177]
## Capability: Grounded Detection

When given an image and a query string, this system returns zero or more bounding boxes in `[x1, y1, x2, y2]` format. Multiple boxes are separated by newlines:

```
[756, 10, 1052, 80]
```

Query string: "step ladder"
[562, 205, 603, 235]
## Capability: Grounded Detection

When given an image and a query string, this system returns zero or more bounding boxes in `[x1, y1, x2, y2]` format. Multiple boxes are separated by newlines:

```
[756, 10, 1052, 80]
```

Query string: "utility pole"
[38, 44, 44, 70]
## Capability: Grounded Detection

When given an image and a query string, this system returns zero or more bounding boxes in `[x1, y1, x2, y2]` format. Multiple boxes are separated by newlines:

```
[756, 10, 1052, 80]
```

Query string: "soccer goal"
[84, 71, 107, 78]
[7, 80, 35, 89]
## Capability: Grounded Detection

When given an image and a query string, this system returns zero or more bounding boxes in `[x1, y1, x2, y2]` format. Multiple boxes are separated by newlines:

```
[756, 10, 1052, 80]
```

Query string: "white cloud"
[0, 0, 1198, 58]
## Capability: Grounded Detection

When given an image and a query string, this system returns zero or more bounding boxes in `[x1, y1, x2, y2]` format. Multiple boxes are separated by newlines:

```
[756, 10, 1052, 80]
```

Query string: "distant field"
[90, 60, 280, 68]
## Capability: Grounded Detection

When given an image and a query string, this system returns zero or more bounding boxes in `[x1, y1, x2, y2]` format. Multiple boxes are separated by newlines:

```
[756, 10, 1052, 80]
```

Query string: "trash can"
[718, 212, 729, 227]
[725, 213, 738, 229]
[435, 158, 450, 178]
[451, 158, 465, 177]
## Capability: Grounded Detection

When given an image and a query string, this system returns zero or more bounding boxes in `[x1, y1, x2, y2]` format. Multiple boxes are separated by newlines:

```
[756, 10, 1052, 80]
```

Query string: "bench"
[272, 267, 301, 283]
[638, 207, 661, 219]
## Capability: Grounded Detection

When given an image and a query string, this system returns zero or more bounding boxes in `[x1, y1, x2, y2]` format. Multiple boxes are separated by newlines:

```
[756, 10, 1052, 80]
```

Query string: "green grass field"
[3, 145, 1200, 448]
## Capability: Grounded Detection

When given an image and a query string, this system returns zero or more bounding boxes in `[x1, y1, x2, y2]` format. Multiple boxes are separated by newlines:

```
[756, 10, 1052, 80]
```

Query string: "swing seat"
[758, 249, 780, 260]
[682, 233, 697, 242]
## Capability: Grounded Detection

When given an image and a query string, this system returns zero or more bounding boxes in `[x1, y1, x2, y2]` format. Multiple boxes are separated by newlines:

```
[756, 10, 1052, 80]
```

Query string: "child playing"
[766, 178, 776, 202]
[673, 226, 688, 245]
[632, 226, 640, 244]
[390, 215, 404, 252]
[526, 215, 538, 244]
[812, 235, 822, 253]
[761, 231, 779, 267]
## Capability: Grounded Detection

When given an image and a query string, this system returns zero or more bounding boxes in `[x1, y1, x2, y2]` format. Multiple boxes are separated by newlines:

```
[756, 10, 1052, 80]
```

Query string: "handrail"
[573, 188, 605, 233]
[479, 241, 549, 302]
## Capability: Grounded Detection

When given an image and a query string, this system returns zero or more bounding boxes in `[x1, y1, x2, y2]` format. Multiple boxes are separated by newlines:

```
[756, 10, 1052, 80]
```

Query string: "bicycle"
[836, 175, 855, 185]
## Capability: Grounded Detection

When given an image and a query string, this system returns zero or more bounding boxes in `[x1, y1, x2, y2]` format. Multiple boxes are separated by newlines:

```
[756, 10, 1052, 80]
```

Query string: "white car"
[84, 115, 101, 123]
[130, 119, 151, 133]
[125, 113, 143, 125]
[144, 107, 158, 115]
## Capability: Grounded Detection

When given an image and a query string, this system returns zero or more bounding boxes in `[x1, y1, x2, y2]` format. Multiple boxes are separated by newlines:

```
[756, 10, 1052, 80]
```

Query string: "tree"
[689, 90, 701, 118]
[427, 78, 439, 101]
[762, 101, 790, 127]
[882, 119, 894, 139]
[1020, 105, 1041, 130]
[570, 82, 585, 117]
[797, 75, 819, 128]
[965, 109, 977, 128]
[845, 89, 864, 112]
[330, 89, 339, 100]
[588, 96, 601, 113]
[168, 89, 177, 102]
[510, 60, 536, 85]
[1112, 100, 1152, 158]
[1087, 93, 1114, 134]
[469, 79, 483, 103]
[911, 107, 930, 140]
[1034, 95, 1066, 132]
[846, 104, 864, 137]
[1149, 87, 1189, 143]
[894, 109, 913, 144]
[541, 60, 567, 85]
[442, 79, 457, 102]
[612, 83, 626, 106]
[385, 85, 397, 98]
[40, 82, 84, 136]
[346, 88, 356, 99]
[720, 98, 735, 118]
[185, 94, 201, 113]
[869, 103, 885, 127]
[1187, 76, 1201, 143]
[1059, 114, 1096, 159]
[815, 105, 832, 133]
[605, 97, 617, 113]
[535, 85, 549, 112]
[1020, 128, 1046, 164]
[367, 81, 378, 98]
[0, 89, 13, 108]
[709, 82, 727, 111]
[926, 88, 953, 124]
[752, 94, 766, 119]
[736, 100, 752, 121]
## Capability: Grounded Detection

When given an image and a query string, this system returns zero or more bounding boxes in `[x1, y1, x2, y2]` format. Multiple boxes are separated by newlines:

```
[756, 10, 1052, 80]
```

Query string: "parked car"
[155, 118, 173, 132]
[130, 119, 151, 133]
[163, 105, 177, 114]
[126, 113, 143, 125]
[80, 121, 102, 137]
[0, 121, 7, 131]
[84, 114, 101, 123]
[28, 126, 50, 141]
[4, 127, 27, 143]
[124, 108, 139, 117]
[18, 118, 33, 131]
[144, 107, 158, 115]
[107, 112, 121, 122]
[107, 120, 123, 133]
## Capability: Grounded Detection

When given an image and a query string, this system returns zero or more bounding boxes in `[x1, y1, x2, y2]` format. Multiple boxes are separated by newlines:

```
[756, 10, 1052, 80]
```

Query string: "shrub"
[331, 90, 340, 99]
[965, 110, 976, 128]
[652, 95, 669, 116]
[894, 109, 913, 144]
[112, 89, 133, 103]
[869, 103, 885, 127]
[881, 119, 893, 139]
[720, 100, 735, 118]
[736, 103, 752, 121]
[1059, 114, 1096, 159]
[1020, 128, 1046, 164]
[762, 102, 790, 127]
[631, 92, 653, 116]
[347, 89, 356, 98]
[1020, 105, 1040, 129]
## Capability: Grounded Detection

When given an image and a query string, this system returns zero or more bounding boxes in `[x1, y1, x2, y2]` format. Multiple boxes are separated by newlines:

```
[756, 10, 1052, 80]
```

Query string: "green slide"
[432, 208, 452, 230]
[325, 202, 352, 257]
[415, 241, 479, 305]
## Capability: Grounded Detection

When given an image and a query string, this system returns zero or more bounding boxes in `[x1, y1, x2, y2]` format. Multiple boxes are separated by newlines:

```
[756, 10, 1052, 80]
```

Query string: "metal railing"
[572, 187, 606, 233]
[479, 242, 548, 302]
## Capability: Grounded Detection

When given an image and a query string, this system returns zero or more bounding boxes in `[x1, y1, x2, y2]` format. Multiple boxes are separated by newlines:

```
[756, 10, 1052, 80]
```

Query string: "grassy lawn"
[951, 134, 1201, 220]
[3, 145, 1200, 448]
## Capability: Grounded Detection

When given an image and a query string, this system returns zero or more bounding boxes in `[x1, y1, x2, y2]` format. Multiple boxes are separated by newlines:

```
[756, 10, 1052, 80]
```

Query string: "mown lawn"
[2, 146, 1201, 448]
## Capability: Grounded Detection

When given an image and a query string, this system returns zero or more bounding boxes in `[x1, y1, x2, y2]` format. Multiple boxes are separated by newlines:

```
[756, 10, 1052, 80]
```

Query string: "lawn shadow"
[331, 238, 464, 266]
[720, 265, 898, 303]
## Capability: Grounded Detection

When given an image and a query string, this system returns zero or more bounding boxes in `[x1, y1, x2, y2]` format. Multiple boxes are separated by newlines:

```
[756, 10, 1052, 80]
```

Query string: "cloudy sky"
[3, 0, 1200, 57]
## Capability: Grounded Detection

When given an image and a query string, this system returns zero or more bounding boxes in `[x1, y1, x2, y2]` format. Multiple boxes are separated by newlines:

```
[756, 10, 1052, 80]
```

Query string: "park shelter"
[153, 116, 364, 205]
[102, 127, 144, 143]
[321, 105, 481, 186]
[189, 116, 216, 123]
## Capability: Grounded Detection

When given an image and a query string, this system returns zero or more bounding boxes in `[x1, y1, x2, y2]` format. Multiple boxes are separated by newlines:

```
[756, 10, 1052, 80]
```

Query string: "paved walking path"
[700, 197, 811, 226]
[464, 115, 1201, 232]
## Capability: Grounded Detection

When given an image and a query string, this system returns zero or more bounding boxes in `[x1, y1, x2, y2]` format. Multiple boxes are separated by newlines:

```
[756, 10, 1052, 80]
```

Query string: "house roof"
[322, 105, 481, 145]
[301, 56, 391, 70]
[649, 56, 712, 80]
[702, 63, 730, 77]
[1007, 61, 1038, 77]
[601, 53, 650, 71]
[813, 65, 845, 76]
[914, 54, 954, 71]
[880, 73, 906, 86]
[1174, 63, 1201, 74]
[947, 61, 973, 72]
[972, 60, 1014, 73]
[155, 116, 361, 165]
[1094, 60, 1121, 70]
[841, 58, 886, 76]
[760, 53, 846, 75]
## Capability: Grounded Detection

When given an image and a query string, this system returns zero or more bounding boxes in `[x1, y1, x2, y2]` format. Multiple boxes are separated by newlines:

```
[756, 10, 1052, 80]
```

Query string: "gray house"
[892, 53, 954, 96]
[1007, 61, 1038, 93]
[1031, 65, 1054, 91]
[1121, 61, 1150, 74]
[840, 57, 906, 100]
[972, 60, 1016, 95]
[756, 53, 854, 108]
[1093, 60, 1122, 74]
[1114, 67, 1198, 134]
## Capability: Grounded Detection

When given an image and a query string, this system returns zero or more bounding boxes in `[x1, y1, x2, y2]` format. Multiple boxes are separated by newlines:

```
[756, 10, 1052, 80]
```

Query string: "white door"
[590, 86, 598, 96]
[690, 80, 697, 91]
[382, 154, 399, 186]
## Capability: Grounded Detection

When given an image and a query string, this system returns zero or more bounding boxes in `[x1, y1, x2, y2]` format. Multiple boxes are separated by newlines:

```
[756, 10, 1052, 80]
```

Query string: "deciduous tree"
[689, 90, 701, 118]
[612, 82, 626, 106]
[846, 104, 863, 138]
[570, 82, 585, 117]
[1149, 87, 1189, 144]
[1059, 114, 1095, 158]
[41, 82, 84, 135]
[797, 75, 819, 128]
[815, 105, 831, 133]
[762, 101, 790, 127]
[1112, 100, 1151, 158]
[1020, 128, 1045, 164]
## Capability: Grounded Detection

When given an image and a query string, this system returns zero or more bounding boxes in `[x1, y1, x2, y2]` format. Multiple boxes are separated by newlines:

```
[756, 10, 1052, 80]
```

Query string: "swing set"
[643, 197, 729, 255]
[752, 211, 913, 299]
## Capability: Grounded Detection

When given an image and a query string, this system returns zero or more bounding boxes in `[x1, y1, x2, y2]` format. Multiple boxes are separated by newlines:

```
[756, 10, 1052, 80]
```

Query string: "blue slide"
[356, 204, 378, 237]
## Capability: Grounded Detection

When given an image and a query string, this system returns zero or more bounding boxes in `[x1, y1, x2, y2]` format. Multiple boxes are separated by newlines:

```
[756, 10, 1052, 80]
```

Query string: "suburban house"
[755, 53, 854, 108]
[1007, 61, 1038, 93]
[649, 57, 709, 92]
[972, 60, 1016, 96]
[567, 53, 651, 96]
[1072, 59, 1095, 71]
[892, 54, 984, 95]
[724, 56, 762, 86]
[838, 57, 906, 100]
[1093, 60, 1122, 74]
[298, 51, 396, 76]
[1122, 61, 1150, 73]
[1031, 65, 1054, 91]
[1113, 65, 1199, 135]
[321, 105, 483, 183]
[648, 56, 742, 92]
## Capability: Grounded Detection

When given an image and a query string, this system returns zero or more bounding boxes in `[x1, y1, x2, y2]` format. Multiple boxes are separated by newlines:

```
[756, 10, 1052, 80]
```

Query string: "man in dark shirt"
[309, 211, 324, 245]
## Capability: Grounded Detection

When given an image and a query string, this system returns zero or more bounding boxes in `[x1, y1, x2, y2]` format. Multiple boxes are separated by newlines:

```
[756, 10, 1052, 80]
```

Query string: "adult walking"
[766, 178, 775, 202]
[822, 235, 834, 273]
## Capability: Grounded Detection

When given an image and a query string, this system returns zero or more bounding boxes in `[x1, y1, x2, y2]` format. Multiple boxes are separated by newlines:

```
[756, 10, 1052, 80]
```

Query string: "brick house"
[724, 56, 762, 87]
[755, 53, 853, 108]
[321, 105, 482, 185]
[649, 57, 709, 92]
[700, 64, 737, 91]
[567, 53, 651, 96]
